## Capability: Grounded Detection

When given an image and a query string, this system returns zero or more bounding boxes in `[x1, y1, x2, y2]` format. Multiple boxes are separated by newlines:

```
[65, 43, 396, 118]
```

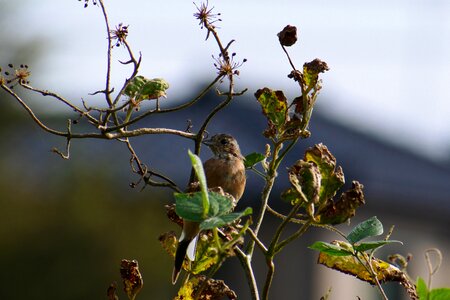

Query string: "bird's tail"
[172, 239, 190, 284]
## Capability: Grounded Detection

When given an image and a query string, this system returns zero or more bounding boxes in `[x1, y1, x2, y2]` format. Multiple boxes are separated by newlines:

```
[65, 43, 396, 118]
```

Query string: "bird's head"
[203, 134, 243, 159]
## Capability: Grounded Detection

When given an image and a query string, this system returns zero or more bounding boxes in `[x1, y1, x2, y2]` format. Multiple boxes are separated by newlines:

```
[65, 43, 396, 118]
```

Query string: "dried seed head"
[110, 23, 129, 48]
[278, 25, 298, 47]
[303, 58, 329, 74]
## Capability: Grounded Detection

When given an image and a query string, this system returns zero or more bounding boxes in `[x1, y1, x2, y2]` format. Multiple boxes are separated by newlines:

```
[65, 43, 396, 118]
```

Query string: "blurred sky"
[4, 0, 450, 161]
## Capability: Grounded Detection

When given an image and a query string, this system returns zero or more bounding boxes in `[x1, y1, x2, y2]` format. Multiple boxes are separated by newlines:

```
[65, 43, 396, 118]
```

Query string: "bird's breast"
[203, 157, 246, 201]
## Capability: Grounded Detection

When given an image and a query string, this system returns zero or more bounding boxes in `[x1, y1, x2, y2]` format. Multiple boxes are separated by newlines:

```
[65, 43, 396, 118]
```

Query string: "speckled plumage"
[203, 134, 246, 202]
[172, 134, 246, 284]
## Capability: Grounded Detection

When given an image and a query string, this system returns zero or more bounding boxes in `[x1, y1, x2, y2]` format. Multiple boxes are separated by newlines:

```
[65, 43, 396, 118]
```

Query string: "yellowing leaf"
[255, 88, 288, 127]
[318, 249, 404, 284]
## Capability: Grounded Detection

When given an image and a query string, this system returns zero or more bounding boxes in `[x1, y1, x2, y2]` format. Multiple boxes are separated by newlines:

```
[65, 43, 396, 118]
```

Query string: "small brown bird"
[172, 134, 246, 284]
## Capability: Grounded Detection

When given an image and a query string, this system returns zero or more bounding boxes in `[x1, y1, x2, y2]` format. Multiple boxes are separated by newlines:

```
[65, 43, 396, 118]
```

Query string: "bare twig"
[103, 75, 223, 133]
[98, 0, 114, 108]
[51, 119, 73, 159]
[425, 248, 443, 290]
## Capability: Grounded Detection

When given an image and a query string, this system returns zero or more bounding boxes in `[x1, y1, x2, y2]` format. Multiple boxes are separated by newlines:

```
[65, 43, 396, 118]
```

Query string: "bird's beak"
[202, 138, 213, 146]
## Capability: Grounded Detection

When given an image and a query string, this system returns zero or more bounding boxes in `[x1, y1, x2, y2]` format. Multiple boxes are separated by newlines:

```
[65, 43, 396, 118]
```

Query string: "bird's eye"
[220, 138, 228, 145]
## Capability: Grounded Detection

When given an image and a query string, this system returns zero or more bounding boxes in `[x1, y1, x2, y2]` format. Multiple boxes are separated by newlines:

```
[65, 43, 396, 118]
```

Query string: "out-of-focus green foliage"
[0, 154, 174, 300]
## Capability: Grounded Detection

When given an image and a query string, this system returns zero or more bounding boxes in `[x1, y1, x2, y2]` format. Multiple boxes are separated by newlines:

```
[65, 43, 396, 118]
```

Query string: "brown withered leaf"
[288, 160, 321, 205]
[174, 275, 237, 300]
[317, 181, 365, 225]
[303, 58, 329, 89]
[304, 144, 345, 204]
[166, 204, 183, 227]
[120, 259, 143, 300]
[304, 58, 329, 74]
[159, 231, 178, 258]
[107, 282, 119, 300]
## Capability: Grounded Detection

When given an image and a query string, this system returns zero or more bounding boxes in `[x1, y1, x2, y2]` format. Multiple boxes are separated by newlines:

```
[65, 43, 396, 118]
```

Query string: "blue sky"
[4, 0, 450, 161]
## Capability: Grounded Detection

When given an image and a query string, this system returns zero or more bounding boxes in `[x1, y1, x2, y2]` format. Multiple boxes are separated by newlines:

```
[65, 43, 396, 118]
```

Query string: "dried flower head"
[2, 64, 30, 88]
[194, 1, 222, 28]
[213, 52, 247, 78]
[194, 1, 222, 40]
[79, 0, 97, 8]
[110, 23, 129, 48]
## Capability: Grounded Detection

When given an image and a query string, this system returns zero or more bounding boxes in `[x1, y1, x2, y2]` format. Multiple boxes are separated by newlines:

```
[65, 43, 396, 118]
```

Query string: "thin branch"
[20, 83, 99, 125]
[266, 205, 306, 224]
[1, 84, 69, 136]
[105, 128, 196, 139]
[51, 119, 72, 159]
[98, 0, 114, 108]
[103, 75, 223, 133]
[248, 167, 267, 180]
[274, 221, 311, 254]
[246, 141, 283, 257]
[247, 228, 268, 253]
[281, 44, 303, 92]
[196, 80, 234, 148]
[112, 40, 142, 107]
[262, 258, 275, 300]
[235, 247, 260, 300]
[359, 254, 389, 300]
[425, 248, 443, 290]
[0, 88, 198, 141]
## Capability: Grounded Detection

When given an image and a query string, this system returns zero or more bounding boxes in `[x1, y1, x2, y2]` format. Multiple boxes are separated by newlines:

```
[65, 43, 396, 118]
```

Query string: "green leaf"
[124, 75, 146, 98]
[417, 277, 429, 300]
[207, 192, 234, 216]
[308, 241, 353, 256]
[354, 240, 403, 252]
[244, 152, 265, 168]
[429, 288, 450, 300]
[140, 78, 169, 100]
[190, 235, 220, 275]
[254, 88, 288, 127]
[347, 216, 383, 244]
[124, 76, 169, 101]
[175, 191, 236, 223]
[174, 192, 205, 222]
[200, 207, 253, 230]
[188, 150, 209, 217]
